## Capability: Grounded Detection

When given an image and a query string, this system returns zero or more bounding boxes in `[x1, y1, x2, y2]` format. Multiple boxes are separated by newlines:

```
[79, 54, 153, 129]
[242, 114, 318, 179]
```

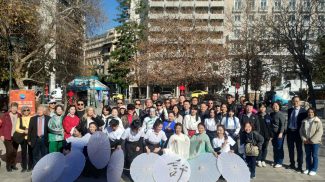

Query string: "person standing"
[216, 103, 228, 123]
[240, 102, 260, 133]
[204, 109, 218, 142]
[121, 104, 139, 129]
[162, 112, 176, 146]
[28, 105, 51, 167]
[256, 103, 273, 168]
[199, 102, 209, 122]
[14, 106, 32, 172]
[62, 105, 80, 140]
[172, 105, 183, 124]
[180, 100, 191, 117]
[183, 106, 201, 137]
[287, 96, 307, 172]
[78, 106, 105, 135]
[270, 102, 287, 168]
[142, 108, 159, 133]
[76, 100, 86, 119]
[300, 108, 323, 176]
[47, 99, 57, 117]
[0, 102, 21, 172]
[240, 122, 264, 179]
[48, 105, 65, 153]
[165, 123, 190, 159]
[134, 100, 142, 117]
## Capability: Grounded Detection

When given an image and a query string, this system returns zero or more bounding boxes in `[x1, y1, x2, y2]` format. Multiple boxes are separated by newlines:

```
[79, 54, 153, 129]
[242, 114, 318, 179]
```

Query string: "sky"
[94, 0, 120, 36]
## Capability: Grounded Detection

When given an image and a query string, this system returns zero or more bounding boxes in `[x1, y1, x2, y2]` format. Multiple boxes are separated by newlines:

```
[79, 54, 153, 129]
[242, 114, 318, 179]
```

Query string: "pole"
[9, 59, 12, 90]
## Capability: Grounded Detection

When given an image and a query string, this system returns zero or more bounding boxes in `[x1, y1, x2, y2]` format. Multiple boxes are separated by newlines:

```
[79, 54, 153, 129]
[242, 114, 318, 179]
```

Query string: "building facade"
[83, 29, 119, 76]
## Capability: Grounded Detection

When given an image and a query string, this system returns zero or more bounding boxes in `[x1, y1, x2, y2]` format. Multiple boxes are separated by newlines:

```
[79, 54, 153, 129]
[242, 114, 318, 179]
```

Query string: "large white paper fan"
[55, 151, 86, 182]
[130, 153, 160, 182]
[32, 152, 65, 182]
[217, 152, 250, 182]
[153, 153, 191, 182]
[87, 131, 111, 169]
[107, 149, 124, 182]
[189, 153, 220, 182]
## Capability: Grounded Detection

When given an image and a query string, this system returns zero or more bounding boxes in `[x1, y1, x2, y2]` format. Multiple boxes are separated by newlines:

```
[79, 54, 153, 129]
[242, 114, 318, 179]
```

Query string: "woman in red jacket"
[62, 105, 80, 139]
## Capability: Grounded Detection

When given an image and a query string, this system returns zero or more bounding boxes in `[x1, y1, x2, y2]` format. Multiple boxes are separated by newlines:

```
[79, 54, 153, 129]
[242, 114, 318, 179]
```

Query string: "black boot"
[11, 166, 18, 170]
[6, 166, 12, 172]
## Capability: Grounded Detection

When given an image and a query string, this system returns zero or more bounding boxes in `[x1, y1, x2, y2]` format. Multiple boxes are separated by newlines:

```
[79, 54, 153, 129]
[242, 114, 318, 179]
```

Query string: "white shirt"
[142, 116, 159, 132]
[204, 118, 217, 131]
[106, 127, 125, 142]
[105, 116, 124, 129]
[212, 136, 236, 153]
[121, 128, 145, 142]
[175, 115, 183, 124]
[221, 116, 241, 135]
[183, 115, 201, 135]
[144, 129, 167, 144]
[66, 133, 91, 152]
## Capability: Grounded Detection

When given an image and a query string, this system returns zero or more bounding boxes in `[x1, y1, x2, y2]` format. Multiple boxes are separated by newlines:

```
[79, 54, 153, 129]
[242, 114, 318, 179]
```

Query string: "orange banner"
[9, 90, 36, 115]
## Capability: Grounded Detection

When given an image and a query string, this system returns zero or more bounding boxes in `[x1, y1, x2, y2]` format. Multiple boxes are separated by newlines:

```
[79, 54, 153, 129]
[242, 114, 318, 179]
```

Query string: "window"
[249, 15, 254, 22]
[261, 0, 267, 9]
[303, 0, 311, 9]
[289, 0, 296, 10]
[274, 0, 281, 10]
[234, 29, 240, 38]
[289, 15, 295, 24]
[260, 15, 266, 21]
[248, 0, 255, 9]
[320, 0, 325, 10]
[303, 15, 310, 25]
[234, 0, 242, 10]
[234, 15, 241, 22]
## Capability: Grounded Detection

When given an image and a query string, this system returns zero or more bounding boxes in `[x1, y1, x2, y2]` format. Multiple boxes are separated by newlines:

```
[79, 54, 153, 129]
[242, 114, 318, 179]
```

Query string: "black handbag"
[12, 117, 26, 144]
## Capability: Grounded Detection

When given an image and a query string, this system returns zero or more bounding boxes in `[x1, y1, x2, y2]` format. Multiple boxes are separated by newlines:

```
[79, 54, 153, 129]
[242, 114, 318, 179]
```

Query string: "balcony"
[232, 6, 242, 13]
[258, 6, 268, 12]
[210, 1, 224, 7]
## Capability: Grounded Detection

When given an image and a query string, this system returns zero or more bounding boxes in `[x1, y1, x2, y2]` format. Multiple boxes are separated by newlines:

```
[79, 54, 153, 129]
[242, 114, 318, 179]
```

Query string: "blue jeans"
[305, 144, 320, 172]
[272, 136, 285, 165]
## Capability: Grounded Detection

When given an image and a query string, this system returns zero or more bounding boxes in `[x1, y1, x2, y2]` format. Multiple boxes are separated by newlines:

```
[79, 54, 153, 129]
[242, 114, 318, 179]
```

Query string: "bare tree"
[266, 0, 325, 107]
[128, 17, 227, 88]
[225, 1, 274, 99]
[0, 0, 106, 89]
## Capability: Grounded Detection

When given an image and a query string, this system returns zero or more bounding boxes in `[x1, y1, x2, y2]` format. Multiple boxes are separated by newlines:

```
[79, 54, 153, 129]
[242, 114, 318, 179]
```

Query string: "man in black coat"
[287, 96, 307, 172]
[27, 105, 51, 167]
[240, 102, 260, 133]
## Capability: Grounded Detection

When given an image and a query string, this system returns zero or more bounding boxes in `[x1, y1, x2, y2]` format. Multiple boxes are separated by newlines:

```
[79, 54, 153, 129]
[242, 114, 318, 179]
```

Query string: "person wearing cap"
[121, 104, 139, 129]
[15, 106, 33, 172]
[240, 102, 260, 133]
[142, 107, 159, 133]
[48, 99, 57, 117]
[0, 102, 21, 172]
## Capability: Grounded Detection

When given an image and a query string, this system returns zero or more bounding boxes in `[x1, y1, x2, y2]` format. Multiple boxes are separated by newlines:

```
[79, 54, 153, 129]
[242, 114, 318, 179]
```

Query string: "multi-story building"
[83, 29, 119, 76]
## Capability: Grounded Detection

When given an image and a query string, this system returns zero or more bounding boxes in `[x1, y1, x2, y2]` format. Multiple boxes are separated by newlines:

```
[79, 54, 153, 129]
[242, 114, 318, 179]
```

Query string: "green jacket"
[48, 114, 64, 142]
[189, 133, 214, 159]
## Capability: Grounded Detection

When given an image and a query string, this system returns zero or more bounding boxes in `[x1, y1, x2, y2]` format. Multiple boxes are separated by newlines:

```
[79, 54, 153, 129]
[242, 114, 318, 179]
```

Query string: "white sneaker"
[257, 161, 262, 167]
[274, 164, 283, 168]
[303, 170, 309, 175]
[261, 161, 267, 167]
[309, 171, 317, 176]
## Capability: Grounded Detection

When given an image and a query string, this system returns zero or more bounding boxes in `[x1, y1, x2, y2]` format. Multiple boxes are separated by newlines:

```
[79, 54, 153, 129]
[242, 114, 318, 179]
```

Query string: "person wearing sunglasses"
[76, 100, 85, 119]
[14, 106, 32, 172]
[134, 100, 142, 116]
[116, 99, 124, 109]
[48, 99, 57, 117]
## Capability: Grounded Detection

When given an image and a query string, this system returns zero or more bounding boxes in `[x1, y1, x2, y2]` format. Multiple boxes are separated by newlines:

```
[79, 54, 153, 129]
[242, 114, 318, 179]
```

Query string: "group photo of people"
[0, 93, 323, 180]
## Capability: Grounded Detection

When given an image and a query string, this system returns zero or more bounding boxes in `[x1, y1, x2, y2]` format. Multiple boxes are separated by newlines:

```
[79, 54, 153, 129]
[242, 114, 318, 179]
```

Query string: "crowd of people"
[0, 93, 323, 180]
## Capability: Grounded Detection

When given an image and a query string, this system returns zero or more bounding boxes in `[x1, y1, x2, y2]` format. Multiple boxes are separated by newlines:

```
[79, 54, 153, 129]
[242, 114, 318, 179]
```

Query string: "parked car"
[191, 90, 208, 98]
[111, 93, 124, 101]
[160, 91, 173, 99]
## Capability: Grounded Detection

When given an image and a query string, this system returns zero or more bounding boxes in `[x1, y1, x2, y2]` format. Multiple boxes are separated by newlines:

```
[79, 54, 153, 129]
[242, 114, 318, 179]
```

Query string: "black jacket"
[287, 107, 307, 130]
[240, 131, 264, 150]
[240, 113, 260, 133]
[27, 115, 51, 148]
[270, 111, 287, 134]
[258, 113, 273, 140]
[79, 116, 104, 135]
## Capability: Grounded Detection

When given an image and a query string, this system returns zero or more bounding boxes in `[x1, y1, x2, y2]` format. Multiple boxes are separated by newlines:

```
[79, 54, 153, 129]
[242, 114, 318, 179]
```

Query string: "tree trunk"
[305, 74, 316, 108]
[138, 86, 142, 99]
[15, 77, 25, 89]
[245, 59, 250, 100]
